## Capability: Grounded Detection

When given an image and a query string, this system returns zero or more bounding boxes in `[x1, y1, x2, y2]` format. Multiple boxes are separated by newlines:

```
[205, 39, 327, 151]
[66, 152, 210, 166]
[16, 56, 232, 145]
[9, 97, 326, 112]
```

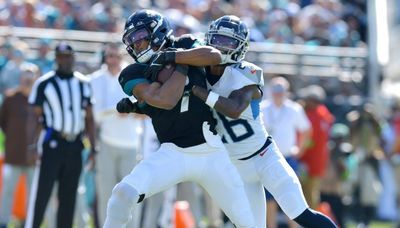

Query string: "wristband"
[206, 91, 220, 108]
[175, 64, 189, 76]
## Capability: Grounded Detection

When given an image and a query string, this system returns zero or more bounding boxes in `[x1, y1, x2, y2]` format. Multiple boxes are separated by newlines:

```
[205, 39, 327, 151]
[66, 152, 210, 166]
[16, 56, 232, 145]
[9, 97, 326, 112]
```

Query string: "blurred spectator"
[347, 103, 383, 227]
[0, 38, 13, 73]
[0, 0, 367, 47]
[380, 100, 400, 221]
[321, 123, 353, 227]
[261, 77, 311, 228]
[298, 85, 334, 209]
[296, 2, 335, 46]
[341, 14, 363, 47]
[325, 80, 364, 124]
[28, 39, 54, 75]
[0, 63, 40, 228]
[378, 107, 399, 221]
[266, 9, 295, 44]
[164, 9, 202, 37]
[389, 101, 400, 158]
[0, 42, 34, 96]
[342, 0, 367, 42]
[21, 0, 45, 28]
[89, 1, 118, 32]
[89, 43, 142, 228]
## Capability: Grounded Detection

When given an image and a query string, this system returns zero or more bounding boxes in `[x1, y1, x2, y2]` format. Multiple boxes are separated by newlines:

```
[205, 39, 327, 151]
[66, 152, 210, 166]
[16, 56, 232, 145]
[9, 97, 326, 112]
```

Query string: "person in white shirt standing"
[90, 43, 143, 228]
[261, 76, 311, 228]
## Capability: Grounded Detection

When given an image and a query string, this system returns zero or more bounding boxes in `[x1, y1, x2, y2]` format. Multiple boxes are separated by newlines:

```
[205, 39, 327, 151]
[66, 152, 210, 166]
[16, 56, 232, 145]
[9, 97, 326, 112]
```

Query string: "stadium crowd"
[0, 0, 366, 46]
[0, 0, 399, 228]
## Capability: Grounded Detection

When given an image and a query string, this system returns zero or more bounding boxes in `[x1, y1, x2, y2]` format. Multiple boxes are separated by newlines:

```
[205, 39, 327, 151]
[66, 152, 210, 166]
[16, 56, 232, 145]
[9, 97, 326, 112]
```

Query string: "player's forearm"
[175, 47, 221, 66]
[145, 71, 187, 109]
[214, 97, 247, 119]
[192, 86, 245, 119]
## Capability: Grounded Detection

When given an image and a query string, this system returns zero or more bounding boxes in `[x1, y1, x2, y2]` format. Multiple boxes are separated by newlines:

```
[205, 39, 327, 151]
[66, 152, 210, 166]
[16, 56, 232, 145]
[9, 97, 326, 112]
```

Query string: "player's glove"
[151, 48, 177, 65]
[144, 48, 179, 81]
[144, 60, 164, 82]
[116, 98, 140, 113]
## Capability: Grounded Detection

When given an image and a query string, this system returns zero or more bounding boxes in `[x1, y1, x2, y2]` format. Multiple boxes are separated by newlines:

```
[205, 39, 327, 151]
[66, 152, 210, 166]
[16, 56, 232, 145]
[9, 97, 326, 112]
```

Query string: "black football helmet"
[205, 15, 249, 64]
[123, 9, 173, 63]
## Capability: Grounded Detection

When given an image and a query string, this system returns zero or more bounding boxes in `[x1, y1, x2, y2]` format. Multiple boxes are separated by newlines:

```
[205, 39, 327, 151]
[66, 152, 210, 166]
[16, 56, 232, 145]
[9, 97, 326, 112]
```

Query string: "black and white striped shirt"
[29, 71, 93, 136]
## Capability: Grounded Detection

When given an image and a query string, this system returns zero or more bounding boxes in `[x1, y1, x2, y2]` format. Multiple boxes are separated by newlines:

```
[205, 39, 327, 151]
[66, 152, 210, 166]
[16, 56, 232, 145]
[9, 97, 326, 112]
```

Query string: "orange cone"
[174, 201, 195, 228]
[317, 201, 337, 225]
[12, 175, 27, 219]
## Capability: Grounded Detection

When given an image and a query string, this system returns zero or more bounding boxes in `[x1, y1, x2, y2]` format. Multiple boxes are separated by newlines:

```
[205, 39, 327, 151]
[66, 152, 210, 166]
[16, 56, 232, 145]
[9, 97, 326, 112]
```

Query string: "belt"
[47, 128, 82, 142]
[238, 136, 273, 161]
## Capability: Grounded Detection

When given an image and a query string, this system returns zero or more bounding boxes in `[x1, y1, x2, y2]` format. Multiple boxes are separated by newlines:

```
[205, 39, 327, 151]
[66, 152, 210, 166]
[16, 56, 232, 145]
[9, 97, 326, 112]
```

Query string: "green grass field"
[0, 131, 4, 156]
[347, 221, 397, 228]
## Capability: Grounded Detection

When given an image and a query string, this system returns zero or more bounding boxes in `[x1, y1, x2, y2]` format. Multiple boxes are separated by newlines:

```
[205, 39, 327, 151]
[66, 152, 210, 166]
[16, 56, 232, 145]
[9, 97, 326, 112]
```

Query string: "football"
[156, 63, 175, 83]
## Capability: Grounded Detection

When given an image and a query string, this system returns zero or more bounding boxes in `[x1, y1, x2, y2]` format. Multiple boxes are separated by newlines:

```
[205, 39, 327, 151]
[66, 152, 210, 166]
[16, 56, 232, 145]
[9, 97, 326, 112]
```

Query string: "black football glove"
[116, 98, 140, 113]
[144, 60, 164, 82]
[144, 49, 178, 81]
[151, 48, 177, 65]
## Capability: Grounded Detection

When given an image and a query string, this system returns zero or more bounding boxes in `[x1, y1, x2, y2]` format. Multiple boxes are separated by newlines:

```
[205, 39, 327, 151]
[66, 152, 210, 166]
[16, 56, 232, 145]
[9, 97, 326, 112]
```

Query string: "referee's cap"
[55, 42, 74, 55]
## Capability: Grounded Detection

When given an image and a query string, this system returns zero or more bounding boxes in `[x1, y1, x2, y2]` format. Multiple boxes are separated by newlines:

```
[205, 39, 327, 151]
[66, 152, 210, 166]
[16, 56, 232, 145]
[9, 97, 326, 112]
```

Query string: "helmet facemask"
[206, 16, 249, 64]
[123, 10, 172, 63]
[123, 27, 154, 63]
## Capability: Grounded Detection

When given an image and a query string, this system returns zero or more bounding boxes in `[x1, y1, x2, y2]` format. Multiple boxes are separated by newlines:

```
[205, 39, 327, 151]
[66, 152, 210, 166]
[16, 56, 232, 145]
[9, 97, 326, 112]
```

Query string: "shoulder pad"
[230, 61, 264, 86]
[119, 63, 149, 95]
[173, 34, 200, 49]
[119, 63, 147, 84]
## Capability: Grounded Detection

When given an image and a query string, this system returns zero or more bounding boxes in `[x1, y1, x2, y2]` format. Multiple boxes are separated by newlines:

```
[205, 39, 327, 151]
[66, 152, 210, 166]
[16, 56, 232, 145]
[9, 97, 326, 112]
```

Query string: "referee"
[26, 42, 97, 228]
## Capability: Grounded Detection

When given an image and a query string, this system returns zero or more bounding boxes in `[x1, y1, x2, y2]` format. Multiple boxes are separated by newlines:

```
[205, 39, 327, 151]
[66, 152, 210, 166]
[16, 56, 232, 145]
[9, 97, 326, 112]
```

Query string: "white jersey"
[207, 62, 309, 225]
[207, 61, 269, 160]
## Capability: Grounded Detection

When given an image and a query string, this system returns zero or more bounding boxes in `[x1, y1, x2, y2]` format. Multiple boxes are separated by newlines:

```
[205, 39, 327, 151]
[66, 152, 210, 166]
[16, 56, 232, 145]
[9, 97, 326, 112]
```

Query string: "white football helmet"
[206, 15, 250, 64]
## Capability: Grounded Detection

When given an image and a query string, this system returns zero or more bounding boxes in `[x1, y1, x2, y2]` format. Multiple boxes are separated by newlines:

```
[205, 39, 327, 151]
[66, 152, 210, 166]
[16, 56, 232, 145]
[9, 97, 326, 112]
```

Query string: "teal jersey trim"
[123, 78, 149, 96]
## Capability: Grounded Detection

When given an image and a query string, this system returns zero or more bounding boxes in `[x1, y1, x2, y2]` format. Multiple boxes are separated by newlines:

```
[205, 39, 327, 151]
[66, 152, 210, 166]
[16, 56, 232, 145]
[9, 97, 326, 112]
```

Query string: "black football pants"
[29, 136, 83, 228]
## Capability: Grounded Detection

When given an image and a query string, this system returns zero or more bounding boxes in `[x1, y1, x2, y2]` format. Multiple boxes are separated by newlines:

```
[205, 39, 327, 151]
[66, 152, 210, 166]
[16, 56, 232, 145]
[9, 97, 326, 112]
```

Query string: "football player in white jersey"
[192, 15, 337, 228]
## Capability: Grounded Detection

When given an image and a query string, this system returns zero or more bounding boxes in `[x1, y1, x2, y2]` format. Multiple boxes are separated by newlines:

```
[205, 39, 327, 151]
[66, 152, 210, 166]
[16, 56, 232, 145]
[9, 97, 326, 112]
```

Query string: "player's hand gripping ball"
[155, 63, 176, 83]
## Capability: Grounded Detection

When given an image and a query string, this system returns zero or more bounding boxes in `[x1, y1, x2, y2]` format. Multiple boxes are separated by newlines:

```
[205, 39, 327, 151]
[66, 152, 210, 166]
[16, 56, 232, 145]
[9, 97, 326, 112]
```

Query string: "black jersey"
[119, 35, 216, 147]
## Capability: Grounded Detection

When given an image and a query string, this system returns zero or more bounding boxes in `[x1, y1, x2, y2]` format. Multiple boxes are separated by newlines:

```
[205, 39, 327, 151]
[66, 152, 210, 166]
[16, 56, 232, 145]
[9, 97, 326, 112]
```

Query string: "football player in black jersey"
[103, 9, 257, 228]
